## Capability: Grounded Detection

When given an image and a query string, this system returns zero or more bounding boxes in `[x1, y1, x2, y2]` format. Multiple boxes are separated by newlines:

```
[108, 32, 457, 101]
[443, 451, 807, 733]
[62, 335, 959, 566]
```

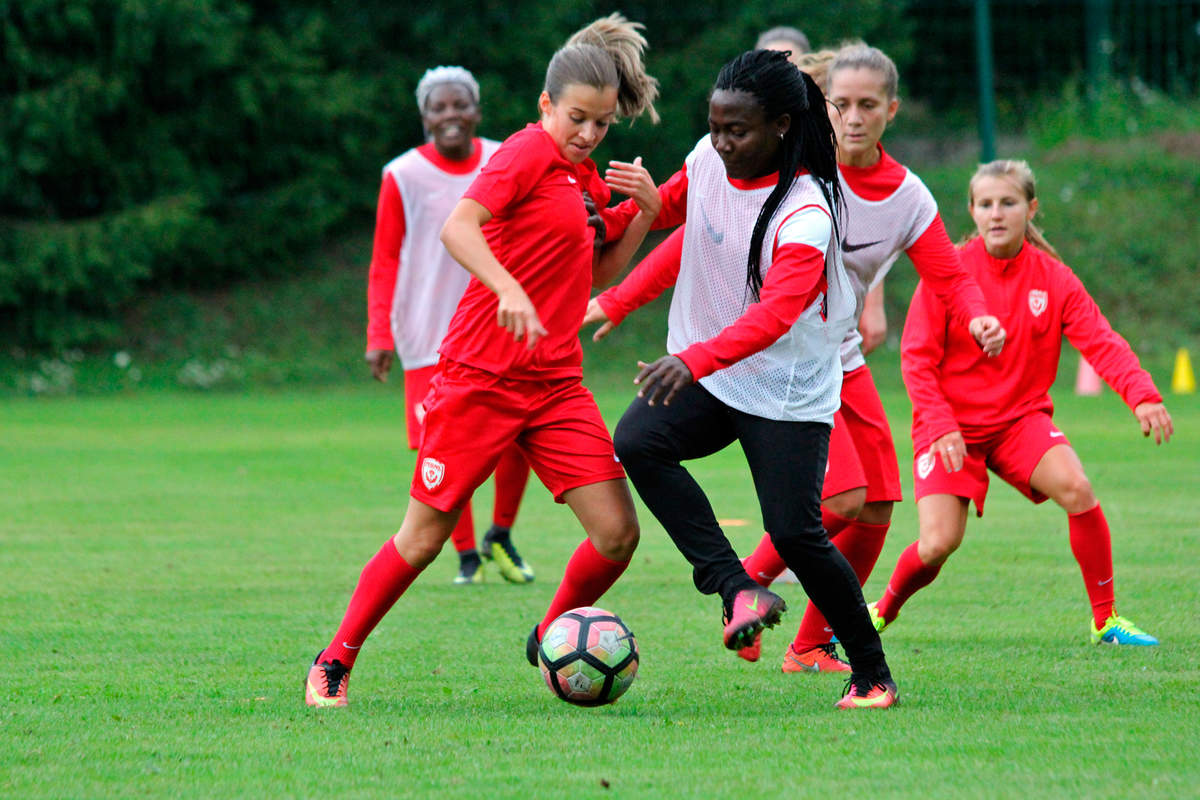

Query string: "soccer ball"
[537, 607, 639, 706]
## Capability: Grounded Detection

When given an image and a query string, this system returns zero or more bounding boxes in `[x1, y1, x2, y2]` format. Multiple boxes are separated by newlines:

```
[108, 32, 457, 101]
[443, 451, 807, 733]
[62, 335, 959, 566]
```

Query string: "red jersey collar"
[726, 167, 810, 191]
[838, 144, 907, 200]
[968, 234, 1026, 272]
[417, 139, 484, 174]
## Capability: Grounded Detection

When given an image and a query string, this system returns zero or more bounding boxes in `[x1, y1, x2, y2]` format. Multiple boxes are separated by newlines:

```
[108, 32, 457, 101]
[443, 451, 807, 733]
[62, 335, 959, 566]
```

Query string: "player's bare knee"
[823, 489, 865, 520]
[393, 522, 452, 567]
[859, 500, 894, 525]
[591, 515, 639, 561]
[918, 531, 959, 565]
[1055, 474, 1096, 514]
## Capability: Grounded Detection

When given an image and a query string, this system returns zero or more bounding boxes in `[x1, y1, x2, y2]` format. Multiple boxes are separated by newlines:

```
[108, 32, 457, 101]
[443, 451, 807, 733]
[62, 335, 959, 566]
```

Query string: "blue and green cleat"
[1091, 614, 1158, 646]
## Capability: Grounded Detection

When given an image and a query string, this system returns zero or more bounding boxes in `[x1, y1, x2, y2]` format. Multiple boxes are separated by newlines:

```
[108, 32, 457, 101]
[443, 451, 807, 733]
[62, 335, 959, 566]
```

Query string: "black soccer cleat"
[526, 624, 541, 667]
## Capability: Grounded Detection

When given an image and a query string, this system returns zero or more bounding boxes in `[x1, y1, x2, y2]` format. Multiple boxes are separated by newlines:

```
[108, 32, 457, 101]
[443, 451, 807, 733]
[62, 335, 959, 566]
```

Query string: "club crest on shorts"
[1028, 289, 1048, 317]
[421, 457, 445, 490]
[917, 451, 935, 479]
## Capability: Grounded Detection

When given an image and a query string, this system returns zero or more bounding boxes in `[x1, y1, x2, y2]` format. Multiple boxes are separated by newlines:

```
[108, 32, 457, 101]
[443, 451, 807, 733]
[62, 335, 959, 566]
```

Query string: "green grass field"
[4, 353, 1197, 798]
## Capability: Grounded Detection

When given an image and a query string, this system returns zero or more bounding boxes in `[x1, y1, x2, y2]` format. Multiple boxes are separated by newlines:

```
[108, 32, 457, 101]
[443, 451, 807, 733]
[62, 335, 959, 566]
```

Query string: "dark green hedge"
[0, 0, 905, 348]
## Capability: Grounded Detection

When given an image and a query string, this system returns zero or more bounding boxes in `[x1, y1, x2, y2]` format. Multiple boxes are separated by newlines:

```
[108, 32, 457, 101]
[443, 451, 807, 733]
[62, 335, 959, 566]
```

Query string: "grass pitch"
[3, 354, 1197, 798]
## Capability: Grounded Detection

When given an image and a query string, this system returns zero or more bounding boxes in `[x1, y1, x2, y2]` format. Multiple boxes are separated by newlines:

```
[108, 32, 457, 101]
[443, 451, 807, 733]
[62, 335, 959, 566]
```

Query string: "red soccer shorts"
[410, 359, 626, 511]
[912, 412, 1071, 516]
[822, 364, 903, 503]
[403, 364, 439, 450]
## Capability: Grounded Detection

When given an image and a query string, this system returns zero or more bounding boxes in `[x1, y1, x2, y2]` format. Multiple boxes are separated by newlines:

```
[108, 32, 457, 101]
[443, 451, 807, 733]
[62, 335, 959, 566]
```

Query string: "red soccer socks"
[323, 538, 422, 668]
[1068, 504, 1116, 628]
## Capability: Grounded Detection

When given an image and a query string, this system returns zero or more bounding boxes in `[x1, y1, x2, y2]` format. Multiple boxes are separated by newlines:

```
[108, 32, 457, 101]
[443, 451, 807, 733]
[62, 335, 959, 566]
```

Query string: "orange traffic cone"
[1075, 356, 1102, 396]
[1172, 348, 1196, 394]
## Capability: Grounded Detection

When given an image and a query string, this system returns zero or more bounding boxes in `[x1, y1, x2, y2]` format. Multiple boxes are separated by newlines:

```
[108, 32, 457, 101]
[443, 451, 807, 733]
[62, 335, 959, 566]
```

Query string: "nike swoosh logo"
[1098, 577, 1114, 586]
[306, 679, 342, 706]
[746, 595, 760, 612]
[1050, 431, 1066, 438]
[756, 571, 774, 581]
[842, 239, 884, 253]
[342, 643, 361, 649]
[700, 205, 724, 243]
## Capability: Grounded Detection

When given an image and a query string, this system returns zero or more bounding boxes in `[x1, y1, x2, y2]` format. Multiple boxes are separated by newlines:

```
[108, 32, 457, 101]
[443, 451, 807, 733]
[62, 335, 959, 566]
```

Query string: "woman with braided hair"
[594, 49, 899, 709]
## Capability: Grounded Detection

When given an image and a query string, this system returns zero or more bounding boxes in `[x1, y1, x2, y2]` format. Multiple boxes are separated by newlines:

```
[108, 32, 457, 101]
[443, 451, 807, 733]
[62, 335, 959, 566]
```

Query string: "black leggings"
[613, 382, 887, 675]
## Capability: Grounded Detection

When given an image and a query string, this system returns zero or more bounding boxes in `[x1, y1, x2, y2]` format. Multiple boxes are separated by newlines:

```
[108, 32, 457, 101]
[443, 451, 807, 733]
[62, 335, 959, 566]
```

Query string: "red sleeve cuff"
[596, 290, 629, 327]
[674, 345, 710, 380]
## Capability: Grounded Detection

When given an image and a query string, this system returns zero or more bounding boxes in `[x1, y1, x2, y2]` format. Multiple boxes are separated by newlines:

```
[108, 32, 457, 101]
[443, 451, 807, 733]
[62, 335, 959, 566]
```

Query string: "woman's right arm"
[584, 225, 686, 340]
[906, 215, 1005, 356]
[901, 281, 963, 466]
[366, 173, 404, 381]
[440, 198, 547, 349]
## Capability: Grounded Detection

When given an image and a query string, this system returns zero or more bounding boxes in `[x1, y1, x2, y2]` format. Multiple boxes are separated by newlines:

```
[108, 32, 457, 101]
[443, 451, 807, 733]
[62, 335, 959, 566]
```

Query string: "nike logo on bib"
[700, 206, 724, 244]
[842, 239, 883, 252]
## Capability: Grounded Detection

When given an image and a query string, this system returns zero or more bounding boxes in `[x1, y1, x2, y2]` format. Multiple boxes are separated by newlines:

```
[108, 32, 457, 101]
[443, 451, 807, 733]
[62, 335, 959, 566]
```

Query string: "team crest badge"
[421, 457, 445, 490]
[1028, 289, 1048, 317]
[917, 452, 935, 479]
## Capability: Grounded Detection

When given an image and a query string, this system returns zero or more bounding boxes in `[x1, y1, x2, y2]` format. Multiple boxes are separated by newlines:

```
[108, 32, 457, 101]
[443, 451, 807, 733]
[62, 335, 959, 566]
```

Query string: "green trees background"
[2, 1, 1197, 355]
[0, 0, 906, 348]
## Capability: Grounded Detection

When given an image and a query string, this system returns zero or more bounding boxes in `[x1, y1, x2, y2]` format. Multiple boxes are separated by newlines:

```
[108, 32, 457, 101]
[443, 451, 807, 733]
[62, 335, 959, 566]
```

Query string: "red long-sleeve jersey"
[902, 236, 1162, 450]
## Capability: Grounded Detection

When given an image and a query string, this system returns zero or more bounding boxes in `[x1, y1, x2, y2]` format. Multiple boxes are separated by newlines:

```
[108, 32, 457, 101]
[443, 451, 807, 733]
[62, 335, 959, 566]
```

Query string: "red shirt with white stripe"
[902, 236, 1162, 450]
[439, 123, 611, 379]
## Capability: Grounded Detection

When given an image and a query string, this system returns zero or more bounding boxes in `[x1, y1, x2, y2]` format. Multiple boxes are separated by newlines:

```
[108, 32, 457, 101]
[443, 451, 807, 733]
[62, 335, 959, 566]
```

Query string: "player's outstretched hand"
[1134, 401, 1173, 445]
[605, 157, 661, 216]
[496, 284, 547, 350]
[366, 349, 394, 382]
[583, 296, 615, 342]
[968, 316, 1006, 357]
[929, 430, 966, 473]
[634, 355, 693, 406]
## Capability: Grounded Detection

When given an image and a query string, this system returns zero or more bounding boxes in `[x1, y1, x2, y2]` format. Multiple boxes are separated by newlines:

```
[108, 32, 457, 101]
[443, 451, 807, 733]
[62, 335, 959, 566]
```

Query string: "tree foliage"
[1, 0, 906, 347]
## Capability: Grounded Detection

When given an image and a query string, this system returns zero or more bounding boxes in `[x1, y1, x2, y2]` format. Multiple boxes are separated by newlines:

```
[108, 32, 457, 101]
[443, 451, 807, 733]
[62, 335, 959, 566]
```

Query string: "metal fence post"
[975, 0, 997, 162]
[1085, 0, 1113, 99]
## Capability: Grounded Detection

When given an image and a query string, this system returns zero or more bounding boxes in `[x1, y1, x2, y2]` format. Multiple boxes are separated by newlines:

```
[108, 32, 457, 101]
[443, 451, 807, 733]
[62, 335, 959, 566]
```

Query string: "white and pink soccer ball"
[535, 607, 639, 706]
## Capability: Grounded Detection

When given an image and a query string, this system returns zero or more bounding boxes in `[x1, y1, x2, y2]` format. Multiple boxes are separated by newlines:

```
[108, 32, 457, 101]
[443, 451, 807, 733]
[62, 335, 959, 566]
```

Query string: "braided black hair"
[713, 49, 842, 300]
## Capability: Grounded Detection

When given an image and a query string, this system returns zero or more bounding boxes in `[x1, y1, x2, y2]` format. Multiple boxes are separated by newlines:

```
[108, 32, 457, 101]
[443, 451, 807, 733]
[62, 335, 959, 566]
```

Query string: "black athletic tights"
[613, 382, 888, 677]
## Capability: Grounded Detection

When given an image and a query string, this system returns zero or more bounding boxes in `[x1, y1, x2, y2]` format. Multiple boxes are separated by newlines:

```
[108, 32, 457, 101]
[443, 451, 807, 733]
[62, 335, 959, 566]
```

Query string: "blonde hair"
[965, 159, 1061, 260]
[547, 13, 660, 123]
[795, 49, 837, 92]
[829, 42, 899, 99]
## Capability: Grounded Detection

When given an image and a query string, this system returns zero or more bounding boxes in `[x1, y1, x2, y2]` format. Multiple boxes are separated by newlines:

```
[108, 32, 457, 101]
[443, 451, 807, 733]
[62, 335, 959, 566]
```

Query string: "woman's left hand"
[968, 315, 1006, 357]
[929, 430, 967, 473]
[634, 355, 693, 406]
[605, 157, 660, 216]
[1134, 401, 1173, 444]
